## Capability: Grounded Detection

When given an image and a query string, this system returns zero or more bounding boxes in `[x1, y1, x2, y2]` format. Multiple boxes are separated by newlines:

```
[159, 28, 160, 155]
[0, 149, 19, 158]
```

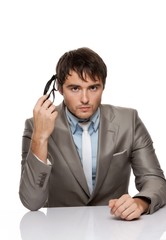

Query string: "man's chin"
[76, 111, 92, 120]
[78, 114, 91, 120]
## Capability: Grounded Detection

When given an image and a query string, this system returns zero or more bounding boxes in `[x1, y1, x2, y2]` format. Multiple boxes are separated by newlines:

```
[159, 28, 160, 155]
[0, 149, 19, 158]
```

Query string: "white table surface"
[2, 205, 166, 240]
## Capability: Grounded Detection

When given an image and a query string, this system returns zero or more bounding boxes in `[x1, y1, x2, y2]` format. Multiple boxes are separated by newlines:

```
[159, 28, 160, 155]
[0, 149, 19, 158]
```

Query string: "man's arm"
[19, 95, 58, 211]
[130, 111, 166, 214]
[109, 110, 166, 220]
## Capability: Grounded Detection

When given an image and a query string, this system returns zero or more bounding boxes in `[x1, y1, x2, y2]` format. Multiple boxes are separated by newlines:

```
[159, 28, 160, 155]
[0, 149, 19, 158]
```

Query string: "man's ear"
[58, 86, 63, 95]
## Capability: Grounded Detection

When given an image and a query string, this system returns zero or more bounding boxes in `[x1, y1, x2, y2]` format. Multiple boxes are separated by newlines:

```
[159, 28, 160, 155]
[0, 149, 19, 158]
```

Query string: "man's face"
[60, 71, 104, 119]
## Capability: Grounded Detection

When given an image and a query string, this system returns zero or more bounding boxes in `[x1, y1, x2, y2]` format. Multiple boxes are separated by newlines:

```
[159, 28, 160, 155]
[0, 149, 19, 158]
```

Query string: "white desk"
[18, 206, 166, 240]
[1, 206, 166, 240]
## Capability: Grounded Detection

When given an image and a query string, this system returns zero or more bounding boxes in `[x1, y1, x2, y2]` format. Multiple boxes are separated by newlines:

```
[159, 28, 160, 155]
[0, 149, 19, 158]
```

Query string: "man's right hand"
[31, 95, 58, 163]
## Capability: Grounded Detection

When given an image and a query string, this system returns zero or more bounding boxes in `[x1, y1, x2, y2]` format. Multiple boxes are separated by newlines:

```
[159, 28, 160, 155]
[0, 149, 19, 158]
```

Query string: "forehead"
[65, 70, 102, 85]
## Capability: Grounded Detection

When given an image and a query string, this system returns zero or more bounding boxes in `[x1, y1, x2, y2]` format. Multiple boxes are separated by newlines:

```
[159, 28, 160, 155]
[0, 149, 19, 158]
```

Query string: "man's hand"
[31, 95, 58, 163]
[109, 194, 149, 221]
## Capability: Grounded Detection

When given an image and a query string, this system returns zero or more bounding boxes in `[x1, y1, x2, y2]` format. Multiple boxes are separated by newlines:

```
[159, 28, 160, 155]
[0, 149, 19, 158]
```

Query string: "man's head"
[56, 47, 107, 119]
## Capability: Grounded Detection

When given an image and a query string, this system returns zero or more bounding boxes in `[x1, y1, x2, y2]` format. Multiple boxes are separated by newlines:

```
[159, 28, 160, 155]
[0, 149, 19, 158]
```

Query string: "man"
[19, 47, 166, 220]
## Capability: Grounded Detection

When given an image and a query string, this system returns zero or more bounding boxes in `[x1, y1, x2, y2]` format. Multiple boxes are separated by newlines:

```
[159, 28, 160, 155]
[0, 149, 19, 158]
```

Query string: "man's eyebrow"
[88, 83, 103, 88]
[89, 83, 102, 87]
[66, 83, 102, 88]
[66, 84, 80, 88]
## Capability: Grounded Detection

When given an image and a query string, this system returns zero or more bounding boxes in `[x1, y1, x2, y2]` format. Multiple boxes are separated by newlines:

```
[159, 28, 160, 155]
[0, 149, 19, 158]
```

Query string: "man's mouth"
[79, 106, 91, 112]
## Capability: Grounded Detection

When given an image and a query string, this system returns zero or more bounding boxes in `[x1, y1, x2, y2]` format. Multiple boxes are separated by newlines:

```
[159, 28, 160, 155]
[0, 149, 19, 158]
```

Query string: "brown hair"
[56, 47, 107, 88]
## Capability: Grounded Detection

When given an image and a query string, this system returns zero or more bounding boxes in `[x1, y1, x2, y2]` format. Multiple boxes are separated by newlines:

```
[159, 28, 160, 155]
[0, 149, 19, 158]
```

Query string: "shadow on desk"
[20, 206, 166, 240]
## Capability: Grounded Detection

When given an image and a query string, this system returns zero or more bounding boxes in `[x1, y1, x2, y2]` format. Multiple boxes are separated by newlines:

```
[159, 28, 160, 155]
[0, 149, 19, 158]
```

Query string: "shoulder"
[100, 104, 138, 120]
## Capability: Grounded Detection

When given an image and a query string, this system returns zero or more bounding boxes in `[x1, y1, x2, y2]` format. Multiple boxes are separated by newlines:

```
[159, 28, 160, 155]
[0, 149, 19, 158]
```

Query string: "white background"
[0, 0, 166, 238]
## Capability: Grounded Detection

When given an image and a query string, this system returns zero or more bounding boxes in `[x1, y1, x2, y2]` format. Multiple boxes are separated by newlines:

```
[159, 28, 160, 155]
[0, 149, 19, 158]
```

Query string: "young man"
[19, 47, 166, 220]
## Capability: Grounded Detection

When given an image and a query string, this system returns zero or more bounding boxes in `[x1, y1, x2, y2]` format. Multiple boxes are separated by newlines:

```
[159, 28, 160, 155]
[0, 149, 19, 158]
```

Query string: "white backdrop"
[0, 0, 166, 213]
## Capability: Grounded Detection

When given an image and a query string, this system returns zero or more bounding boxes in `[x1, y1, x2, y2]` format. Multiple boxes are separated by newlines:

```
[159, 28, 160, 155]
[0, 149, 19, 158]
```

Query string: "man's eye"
[90, 86, 98, 91]
[71, 87, 79, 92]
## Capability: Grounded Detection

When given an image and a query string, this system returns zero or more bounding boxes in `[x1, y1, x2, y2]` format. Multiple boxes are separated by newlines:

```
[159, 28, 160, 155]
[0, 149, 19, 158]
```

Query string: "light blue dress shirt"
[66, 107, 100, 188]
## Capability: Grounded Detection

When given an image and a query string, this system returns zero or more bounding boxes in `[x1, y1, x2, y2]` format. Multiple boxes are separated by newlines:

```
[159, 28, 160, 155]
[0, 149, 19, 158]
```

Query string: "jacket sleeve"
[19, 118, 52, 211]
[131, 110, 166, 213]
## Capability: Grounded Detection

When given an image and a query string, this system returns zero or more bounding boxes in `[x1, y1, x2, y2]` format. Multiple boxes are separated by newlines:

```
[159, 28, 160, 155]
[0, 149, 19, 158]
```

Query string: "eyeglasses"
[43, 74, 58, 103]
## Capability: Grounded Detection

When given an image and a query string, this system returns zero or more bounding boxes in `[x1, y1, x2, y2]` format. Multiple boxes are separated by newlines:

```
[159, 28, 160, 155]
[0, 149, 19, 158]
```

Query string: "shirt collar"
[66, 107, 100, 134]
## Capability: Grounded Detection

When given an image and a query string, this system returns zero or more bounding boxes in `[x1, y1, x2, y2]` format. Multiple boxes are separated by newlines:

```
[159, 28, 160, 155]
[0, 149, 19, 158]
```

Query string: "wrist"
[134, 197, 150, 214]
[31, 134, 48, 163]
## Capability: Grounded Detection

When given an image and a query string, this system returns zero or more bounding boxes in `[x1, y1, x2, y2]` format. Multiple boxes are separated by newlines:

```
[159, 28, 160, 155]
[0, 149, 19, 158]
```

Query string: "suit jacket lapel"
[50, 103, 90, 196]
[91, 105, 119, 199]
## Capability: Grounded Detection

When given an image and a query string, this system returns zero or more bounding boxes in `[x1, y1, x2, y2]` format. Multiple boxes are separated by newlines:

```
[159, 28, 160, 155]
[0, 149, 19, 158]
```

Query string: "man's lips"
[78, 106, 91, 111]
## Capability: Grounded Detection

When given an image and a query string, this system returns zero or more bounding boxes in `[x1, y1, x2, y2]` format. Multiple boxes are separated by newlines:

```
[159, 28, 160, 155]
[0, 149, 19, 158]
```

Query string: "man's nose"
[81, 90, 89, 104]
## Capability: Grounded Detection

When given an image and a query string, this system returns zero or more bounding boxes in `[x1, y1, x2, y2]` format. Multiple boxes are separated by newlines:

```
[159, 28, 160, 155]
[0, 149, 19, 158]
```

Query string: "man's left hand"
[109, 194, 149, 221]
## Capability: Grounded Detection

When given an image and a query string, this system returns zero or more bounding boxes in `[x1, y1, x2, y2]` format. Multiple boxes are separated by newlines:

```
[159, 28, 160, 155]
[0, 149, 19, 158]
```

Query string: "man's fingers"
[109, 194, 130, 214]
[109, 194, 143, 220]
[35, 95, 48, 108]
[109, 199, 117, 208]
[109, 199, 117, 215]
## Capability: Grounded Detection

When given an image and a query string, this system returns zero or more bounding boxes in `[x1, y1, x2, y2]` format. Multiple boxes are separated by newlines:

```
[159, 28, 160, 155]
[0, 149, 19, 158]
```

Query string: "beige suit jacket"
[19, 103, 166, 212]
